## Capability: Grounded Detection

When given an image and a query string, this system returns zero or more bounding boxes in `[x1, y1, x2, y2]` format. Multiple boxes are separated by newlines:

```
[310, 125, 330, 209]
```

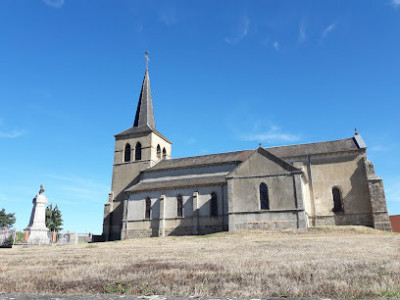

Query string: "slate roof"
[267, 137, 361, 158]
[145, 137, 363, 172]
[115, 124, 172, 143]
[134, 68, 156, 129]
[126, 175, 227, 192]
[146, 150, 253, 172]
[114, 68, 171, 143]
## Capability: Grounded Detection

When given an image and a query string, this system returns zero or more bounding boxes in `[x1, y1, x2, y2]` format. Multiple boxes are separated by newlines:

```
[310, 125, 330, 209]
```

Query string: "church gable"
[229, 148, 301, 177]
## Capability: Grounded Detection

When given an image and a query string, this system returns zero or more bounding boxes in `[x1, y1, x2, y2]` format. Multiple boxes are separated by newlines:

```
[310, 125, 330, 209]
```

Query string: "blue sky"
[1, 0, 399, 234]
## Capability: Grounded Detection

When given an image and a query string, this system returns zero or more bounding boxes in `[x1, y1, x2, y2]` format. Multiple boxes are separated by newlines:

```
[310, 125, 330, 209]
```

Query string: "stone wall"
[123, 185, 228, 239]
[285, 151, 375, 228]
[364, 159, 392, 231]
[229, 210, 300, 231]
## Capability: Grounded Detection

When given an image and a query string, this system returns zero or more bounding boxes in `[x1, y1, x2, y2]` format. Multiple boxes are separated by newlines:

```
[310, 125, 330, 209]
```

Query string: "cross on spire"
[144, 51, 150, 69]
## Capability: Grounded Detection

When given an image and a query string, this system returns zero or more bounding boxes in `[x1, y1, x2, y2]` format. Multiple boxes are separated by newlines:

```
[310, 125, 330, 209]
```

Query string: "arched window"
[157, 144, 161, 158]
[210, 192, 218, 217]
[177, 195, 183, 217]
[145, 197, 151, 219]
[260, 183, 269, 210]
[124, 143, 131, 162]
[332, 187, 343, 212]
[162, 148, 167, 159]
[135, 142, 142, 161]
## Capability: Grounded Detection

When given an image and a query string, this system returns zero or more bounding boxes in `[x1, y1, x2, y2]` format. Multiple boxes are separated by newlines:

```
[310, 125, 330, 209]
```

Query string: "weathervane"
[144, 50, 150, 69]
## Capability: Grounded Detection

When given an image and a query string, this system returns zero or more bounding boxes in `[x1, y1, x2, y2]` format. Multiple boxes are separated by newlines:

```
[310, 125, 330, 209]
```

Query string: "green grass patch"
[379, 289, 400, 298]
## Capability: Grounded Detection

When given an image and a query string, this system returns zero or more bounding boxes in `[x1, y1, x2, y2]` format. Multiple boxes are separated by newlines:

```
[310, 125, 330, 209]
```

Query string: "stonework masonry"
[101, 68, 391, 241]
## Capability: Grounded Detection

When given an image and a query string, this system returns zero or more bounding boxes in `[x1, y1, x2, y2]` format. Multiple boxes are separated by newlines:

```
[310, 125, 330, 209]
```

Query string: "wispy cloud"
[386, 177, 400, 203]
[42, 0, 64, 8]
[47, 174, 109, 203]
[261, 38, 280, 51]
[159, 8, 178, 26]
[299, 22, 306, 43]
[241, 124, 301, 144]
[369, 145, 390, 152]
[135, 24, 144, 33]
[322, 22, 337, 38]
[224, 14, 250, 45]
[0, 129, 26, 138]
[186, 138, 197, 145]
[392, 0, 400, 8]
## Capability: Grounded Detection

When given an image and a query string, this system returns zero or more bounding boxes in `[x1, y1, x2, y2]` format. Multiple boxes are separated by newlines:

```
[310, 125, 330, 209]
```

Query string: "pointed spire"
[133, 68, 156, 129]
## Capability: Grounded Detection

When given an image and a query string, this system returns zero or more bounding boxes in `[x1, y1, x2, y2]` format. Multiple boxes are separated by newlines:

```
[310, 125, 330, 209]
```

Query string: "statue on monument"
[24, 184, 50, 245]
[39, 184, 45, 195]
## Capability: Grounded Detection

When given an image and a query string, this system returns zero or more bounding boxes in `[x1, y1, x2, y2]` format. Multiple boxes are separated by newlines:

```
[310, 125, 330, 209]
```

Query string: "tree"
[0, 208, 16, 229]
[45, 203, 63, 232]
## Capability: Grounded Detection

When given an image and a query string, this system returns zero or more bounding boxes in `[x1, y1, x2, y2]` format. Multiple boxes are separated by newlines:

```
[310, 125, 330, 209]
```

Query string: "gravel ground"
[0, 295, 336, 300]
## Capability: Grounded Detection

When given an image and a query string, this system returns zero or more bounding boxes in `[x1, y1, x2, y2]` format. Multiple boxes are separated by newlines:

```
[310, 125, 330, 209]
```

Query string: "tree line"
[0, 204, 63, 232]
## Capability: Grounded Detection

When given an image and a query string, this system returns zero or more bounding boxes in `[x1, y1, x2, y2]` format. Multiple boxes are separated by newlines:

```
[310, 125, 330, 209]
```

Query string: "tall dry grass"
[0, 226, 399, 298]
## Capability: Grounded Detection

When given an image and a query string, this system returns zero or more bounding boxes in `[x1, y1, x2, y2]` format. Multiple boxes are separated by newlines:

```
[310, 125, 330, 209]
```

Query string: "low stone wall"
[229, 210, 301, 231]
[315, 212, 373, 227]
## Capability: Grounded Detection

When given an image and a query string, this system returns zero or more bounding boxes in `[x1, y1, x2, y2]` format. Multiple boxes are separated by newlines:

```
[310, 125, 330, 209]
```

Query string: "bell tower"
[102, 65, 172, 241]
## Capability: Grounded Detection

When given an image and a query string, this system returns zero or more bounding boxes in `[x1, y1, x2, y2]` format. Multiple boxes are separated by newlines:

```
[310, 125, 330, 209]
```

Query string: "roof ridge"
[163, 149, 253, 162]
[265, 137, 353, 149]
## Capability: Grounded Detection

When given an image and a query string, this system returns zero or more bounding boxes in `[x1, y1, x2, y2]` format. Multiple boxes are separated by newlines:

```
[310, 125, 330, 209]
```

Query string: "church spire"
[133, 67, 156, 129]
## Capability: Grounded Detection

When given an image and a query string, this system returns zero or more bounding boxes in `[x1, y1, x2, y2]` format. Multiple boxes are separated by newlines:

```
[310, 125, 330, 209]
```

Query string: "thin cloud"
[273, 41, 280, 51]
[42, 0, 64, 8]
[322, 22, 337, 38]
[47, 174, 109, 203]
[224, 14, 250, 45]
[47, 174, 108, 190]
[159, 9, 178, 26]
[299, 22, 306, 43]
[386, 177, 400, 203]
[241, 125, 301, 143]
[135, 24, 144, 33]
[186, 138, 197, 145]
[392, 0, 400, 8]
[0, 129, 26, 138]
[369, 145, 389, 152]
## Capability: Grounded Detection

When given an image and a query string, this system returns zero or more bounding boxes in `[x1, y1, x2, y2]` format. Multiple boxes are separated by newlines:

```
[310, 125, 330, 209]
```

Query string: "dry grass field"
[1, 226, 399, 298]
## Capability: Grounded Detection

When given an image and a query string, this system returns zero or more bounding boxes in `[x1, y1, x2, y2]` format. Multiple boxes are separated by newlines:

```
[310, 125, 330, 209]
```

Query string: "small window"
[124, 143, 131, 162]
[177, 195, 183, 217]
[260, 183, 269, 210]
[210, 192, 218, 217]
[135, 142, 142, 161]
[145, 197, 151, 219]
[157, 144, 161, 158]
[332, 187, 343, 212]
[162, 148, 167, 159]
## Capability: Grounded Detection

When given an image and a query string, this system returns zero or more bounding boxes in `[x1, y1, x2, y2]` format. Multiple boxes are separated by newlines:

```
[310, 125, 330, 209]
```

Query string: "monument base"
[25, 228, 50, 245]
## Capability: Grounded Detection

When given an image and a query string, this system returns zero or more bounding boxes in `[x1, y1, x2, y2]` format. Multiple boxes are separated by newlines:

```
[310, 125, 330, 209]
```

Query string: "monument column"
[25, 185, 50, 245]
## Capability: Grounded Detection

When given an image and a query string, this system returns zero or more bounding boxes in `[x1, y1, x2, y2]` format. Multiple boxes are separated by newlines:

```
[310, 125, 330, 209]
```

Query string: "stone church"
[102, 67, 391, 241]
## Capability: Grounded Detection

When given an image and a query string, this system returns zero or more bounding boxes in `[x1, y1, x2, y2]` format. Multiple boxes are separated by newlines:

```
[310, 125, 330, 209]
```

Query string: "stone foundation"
[314, 212, 373, 227]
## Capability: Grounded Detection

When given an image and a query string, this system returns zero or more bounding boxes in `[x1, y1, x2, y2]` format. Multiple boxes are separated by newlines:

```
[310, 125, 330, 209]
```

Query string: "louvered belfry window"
[124, 143, 131, 162]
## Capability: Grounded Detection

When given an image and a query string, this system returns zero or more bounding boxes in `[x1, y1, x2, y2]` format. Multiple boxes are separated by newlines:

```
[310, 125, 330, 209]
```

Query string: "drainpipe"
[307, 155, 317, 226]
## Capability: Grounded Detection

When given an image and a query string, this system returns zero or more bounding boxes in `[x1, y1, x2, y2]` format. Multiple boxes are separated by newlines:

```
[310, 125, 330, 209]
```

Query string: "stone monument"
[25, 184, 50, 245]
